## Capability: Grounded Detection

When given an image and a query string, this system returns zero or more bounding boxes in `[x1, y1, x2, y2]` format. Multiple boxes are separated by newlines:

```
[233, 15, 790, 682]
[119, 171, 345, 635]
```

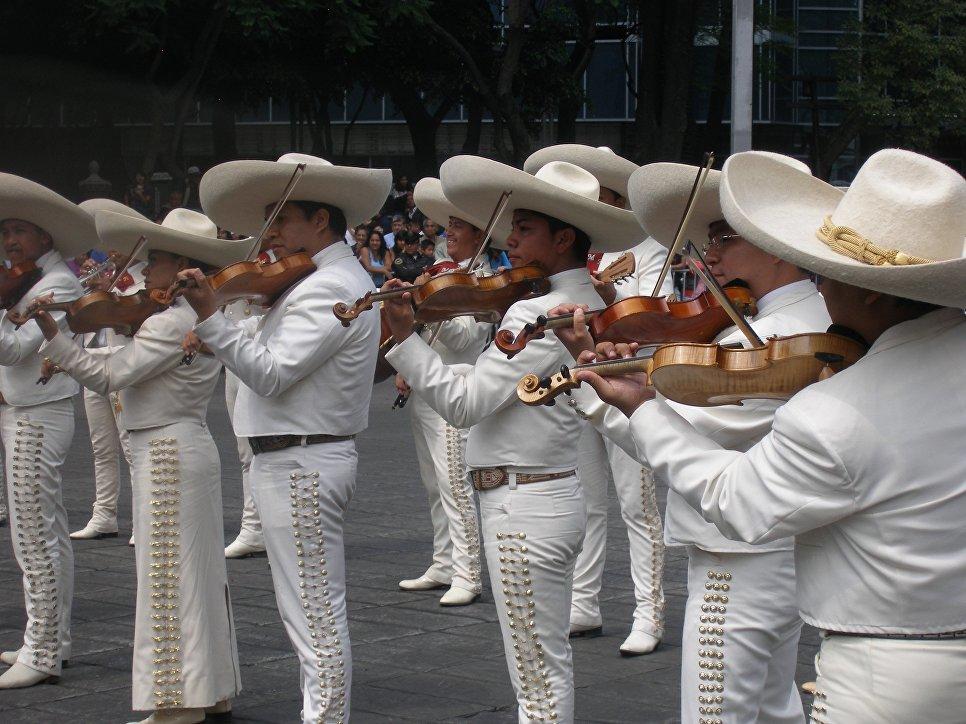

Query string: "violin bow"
[425, 189, 513, 348]
[245, 163, 307, 261]
[684, 241, 764, 347]
[650, 152, 716, 297]
[106, 236, 147, 294]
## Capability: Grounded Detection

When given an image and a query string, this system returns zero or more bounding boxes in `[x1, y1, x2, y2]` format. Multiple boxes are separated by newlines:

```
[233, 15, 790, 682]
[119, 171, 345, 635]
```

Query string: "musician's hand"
[175, 269, 217, 322]
[574, 341, 655, 417]
[33, 310, 60, 340]
[547, 304, 595, 361]
[182, 330, 201, 357]
[39, 356, 63, 381]
[590, 274, 618, 305]
[394, 373, 410, 396]
[381, 279, 416, 343]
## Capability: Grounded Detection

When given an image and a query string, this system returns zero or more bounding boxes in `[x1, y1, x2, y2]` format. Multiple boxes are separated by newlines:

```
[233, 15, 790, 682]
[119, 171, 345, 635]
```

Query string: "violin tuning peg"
[539, 376, 552, 389]
[545, 398, 556, 406]
[564, 389, 571, 396]
[523, 323, 534, 334]
[536, 315, 548, 326]
[560, 364, 570, 377]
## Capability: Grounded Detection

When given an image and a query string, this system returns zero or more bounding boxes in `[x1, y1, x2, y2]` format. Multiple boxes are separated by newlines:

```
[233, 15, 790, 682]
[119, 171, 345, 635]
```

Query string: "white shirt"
[195, 243, 380, 437]
[41, 299, 220, 431]
[0, 250, 82, 406]
[628, 308, 966, 634]
[386, 268, 599, 471]
[597, 237, 672, 301]
[570, 279, 831, 552]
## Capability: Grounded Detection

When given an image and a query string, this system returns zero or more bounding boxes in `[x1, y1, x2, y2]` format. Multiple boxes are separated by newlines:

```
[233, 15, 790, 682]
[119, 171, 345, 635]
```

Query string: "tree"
[816, 1, 965, 179]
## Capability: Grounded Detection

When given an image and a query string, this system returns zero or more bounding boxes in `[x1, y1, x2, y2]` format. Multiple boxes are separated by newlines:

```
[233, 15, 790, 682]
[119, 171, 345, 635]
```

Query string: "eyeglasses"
[701, 232, 741, 254]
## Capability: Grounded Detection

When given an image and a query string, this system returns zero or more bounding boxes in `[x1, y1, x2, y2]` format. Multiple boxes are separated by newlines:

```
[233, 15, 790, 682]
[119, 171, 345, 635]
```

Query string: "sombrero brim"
[200, 160, 392, 236]
[440, 156, 643, 253]
[413, 177, 509, 250]
[524, 145, 638, 199]
[0, 172, 96, 261]
[628, 163, 724, 251]
[95, 210, 253, 268]
[720, 152, 966, 309]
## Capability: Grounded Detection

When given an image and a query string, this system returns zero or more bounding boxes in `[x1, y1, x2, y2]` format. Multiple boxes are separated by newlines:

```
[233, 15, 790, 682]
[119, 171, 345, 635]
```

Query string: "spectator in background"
[391, 231, 432, 282]
[158, 189, 184, 222]
[358, 228, 393, 287]
[384, 214, 405, 250]
[405, 190, 422, 225]
[124, 173, 154, 217]
[419, 217, 447, 262]
[487, 246, 511, 272]
[351, 225, 368, 257]
[419, 237, 436, 260]
[183, 166, 203, 211]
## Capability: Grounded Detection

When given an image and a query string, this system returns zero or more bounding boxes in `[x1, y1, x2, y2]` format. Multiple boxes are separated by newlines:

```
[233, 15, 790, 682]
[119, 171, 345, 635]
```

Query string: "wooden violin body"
[34, 289, 170, 336]
[169, 251, 316, 307]
[648, 332, 867, 407]
[517, 332, 867, 408]
[373, 307, 397, 384]
[0, 261, 42, 310]
[497, 284, 757, 358]
[334, 265, 551, 327]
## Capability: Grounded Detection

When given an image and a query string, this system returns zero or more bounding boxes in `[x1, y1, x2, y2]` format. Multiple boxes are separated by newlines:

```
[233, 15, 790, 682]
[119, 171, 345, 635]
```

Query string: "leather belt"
[471, 467, 576, 492]
[248, 434, 355, 456]
[826, 629, 966, 641]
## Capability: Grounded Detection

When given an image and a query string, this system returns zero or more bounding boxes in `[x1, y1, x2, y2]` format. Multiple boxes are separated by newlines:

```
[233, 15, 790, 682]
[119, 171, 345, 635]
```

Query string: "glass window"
[237, 99, 270, 123]
[584, 41, 627, 119]
[345, 86, 384, 121]
[271, 97, 292, 123]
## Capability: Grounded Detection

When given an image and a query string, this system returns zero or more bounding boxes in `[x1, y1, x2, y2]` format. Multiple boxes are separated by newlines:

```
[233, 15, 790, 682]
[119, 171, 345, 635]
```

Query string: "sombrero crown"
[720, 148, 966, 308]
[95, 207, 251, 268]
[440, 156, 643, 253]
[524, 144, 638, 199]
[200, 153, 392, 236]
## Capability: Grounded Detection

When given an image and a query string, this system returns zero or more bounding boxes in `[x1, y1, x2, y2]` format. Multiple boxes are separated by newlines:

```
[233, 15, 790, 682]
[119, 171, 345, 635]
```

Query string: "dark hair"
[524, 209, 592, 263]
[367, 229, 388, 261]
[397, 231, 419, 246]
[290, 200, 348, 238]
[894, 295, 941, 314]
[419, 237, 436, 249]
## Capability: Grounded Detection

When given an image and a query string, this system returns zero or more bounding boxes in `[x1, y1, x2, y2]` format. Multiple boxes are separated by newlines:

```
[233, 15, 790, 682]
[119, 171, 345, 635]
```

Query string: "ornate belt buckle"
[475, 467, 507, 491]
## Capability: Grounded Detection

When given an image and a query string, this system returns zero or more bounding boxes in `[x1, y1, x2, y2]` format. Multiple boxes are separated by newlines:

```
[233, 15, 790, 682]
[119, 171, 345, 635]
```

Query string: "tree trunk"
[462, 97, 483, 154]
[816, 109, 864, 181]
[211, 98, 237, 162]
[628, 0, 703, 163]
[556, 0, 598, 143]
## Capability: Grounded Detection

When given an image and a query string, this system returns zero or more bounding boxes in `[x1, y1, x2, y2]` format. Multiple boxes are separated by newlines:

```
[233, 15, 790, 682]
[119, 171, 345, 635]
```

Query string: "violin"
[166, 249, 316, 307]
[516, 331, 867, 408]
[335, 265, 551, 327]
[0, 261, 42, 310]
[27, 288, 171, 336]
[496, 281, 756, 358]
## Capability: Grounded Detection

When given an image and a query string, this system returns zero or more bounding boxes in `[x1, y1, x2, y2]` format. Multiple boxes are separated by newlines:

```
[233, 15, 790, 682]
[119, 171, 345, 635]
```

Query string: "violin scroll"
[494, 315, 551, 358]
[333, 293, 374, 327]
[516, 365, 579, 407]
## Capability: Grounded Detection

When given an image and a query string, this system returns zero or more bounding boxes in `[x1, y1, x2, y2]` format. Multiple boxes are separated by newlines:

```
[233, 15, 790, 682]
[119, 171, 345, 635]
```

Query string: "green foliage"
[838, 1, 965, 150]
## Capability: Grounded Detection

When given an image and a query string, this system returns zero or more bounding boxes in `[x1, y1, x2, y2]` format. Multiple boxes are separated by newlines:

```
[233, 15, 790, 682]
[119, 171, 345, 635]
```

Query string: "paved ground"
[0, 379, 818, 723]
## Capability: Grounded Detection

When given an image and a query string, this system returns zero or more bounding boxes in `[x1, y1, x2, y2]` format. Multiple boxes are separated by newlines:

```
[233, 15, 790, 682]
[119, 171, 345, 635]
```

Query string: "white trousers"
[480, 475, 586, 724]
[409, 395, 482, 592]
[129, 421, 241, 711]
[809, 634, 966, 723]
[572, 426, 665, 636]
[682, 547, 804, 724]
[2, 399, 75, 675]
[251, 440, 355, 724]
[225, 372, 262, 547]
[82, 388, 132, 529]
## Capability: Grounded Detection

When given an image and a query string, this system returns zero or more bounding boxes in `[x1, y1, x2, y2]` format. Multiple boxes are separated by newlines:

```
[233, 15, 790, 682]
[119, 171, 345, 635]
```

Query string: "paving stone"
[0, 380, 816, 722]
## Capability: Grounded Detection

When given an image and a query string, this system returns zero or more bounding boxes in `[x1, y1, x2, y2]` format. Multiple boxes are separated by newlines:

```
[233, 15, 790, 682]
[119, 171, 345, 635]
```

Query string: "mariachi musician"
[381, 156, 641, 723]
[35, 208, 249, 724]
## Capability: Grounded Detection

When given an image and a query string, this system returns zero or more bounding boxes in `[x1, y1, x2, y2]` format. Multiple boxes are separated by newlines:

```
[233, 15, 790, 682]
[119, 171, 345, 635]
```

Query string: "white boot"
[439, 586, 479, 607]
[569, 620, 603, 639]
[0, 662, 58, 688]
[126, 708, 205, 724]
[70, 519, 119, 540]
[398, 574, 448, 591]
[619, 629, 661, 656]
[225, 538, 266, 559]
[0, 651, 16, 666]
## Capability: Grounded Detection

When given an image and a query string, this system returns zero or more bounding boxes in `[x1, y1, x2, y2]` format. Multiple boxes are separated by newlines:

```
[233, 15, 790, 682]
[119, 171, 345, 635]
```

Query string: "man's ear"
[553, 226, 576, 254]
[863, 290, 882, 306]
[313, 207, 331, 233]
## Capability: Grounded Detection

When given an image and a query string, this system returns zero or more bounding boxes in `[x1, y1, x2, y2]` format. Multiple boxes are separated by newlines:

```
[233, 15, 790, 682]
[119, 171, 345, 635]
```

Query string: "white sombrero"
[721, 148, 966, 309]
[0, 172, 96, 260]
[524, 144, 638, 199]
[440, 156, 643, 253]
[200, 153, 392, 236]
[413, 177, 508, 250]
[95, 207, 252, 268]
[629, 152, 812, 250]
